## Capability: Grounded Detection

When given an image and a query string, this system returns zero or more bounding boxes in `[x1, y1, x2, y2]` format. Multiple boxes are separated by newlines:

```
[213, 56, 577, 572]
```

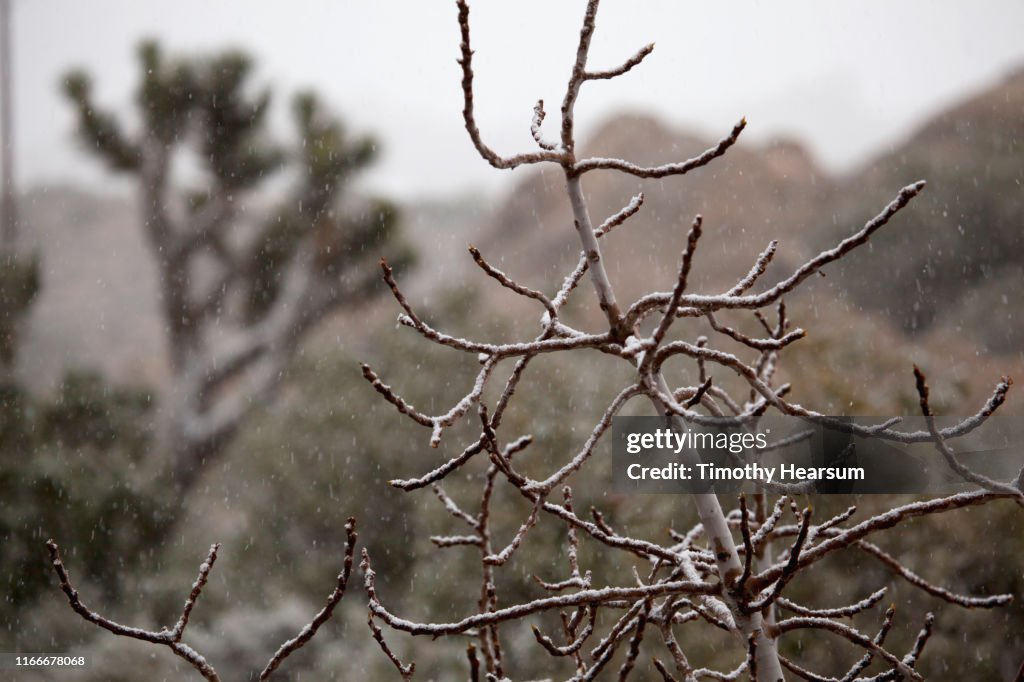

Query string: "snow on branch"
[48, 518, 360, 682]
[47, 539, 221, 681]
[353, 0, 1022, 679]
[915, 365, 1024, 499]
[258, 518, 359, 680]
[585, 43, 656, 81]
[573, 118, 747, 178]
[456, 0, 566, 170]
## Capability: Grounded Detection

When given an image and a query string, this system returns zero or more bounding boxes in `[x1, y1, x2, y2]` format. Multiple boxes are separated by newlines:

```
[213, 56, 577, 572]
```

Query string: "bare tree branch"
[915, 365, 1024, 498]
[259, 518, 359, 680]
[47, 539, 222, 681]
[354, 2, 1021, 680]
[574, 118, 746, 177]
[49, 519, 360, 682]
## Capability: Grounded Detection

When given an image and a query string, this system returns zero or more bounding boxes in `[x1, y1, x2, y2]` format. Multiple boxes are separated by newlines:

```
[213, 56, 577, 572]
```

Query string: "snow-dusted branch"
[748, 490, 1018, 592]
[587, 42, 656, 81]
[726, 241, 778, 297]
[530, 100, 559, 152]
[259, 518, 359, 680]
[774, 616, 925, 681]
[48, 518, 360, 682]
[596, 192, 644, 237]
[469, 245, 557, 318]
[914, 365, 1024, 499]
[47, 539, 222, 681]
[368, 610, 416, 680]
[456, 0, 566, 170]
[776, 587, 887, 620]
[364, 550, 718, 637]
[574, 118, 747, 178]
[531, 606, 596, 657]
[355, 0, 1021, 679]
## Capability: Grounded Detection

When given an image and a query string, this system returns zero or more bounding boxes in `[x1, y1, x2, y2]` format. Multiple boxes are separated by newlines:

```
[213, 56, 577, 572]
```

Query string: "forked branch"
[48, 518, 360, 681]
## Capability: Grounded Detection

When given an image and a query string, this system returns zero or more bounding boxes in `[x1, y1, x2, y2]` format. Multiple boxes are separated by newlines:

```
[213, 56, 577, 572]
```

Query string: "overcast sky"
[8, 1, 1024, 200]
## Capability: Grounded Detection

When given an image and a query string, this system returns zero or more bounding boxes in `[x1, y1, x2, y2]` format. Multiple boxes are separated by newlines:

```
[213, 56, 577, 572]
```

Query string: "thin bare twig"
[355, 2, 1021, 680]
[260, 518, 359, 680]
[368, 611, 416, 680]
[456, 0, 565, 169]
[914, 365, 1023, 498]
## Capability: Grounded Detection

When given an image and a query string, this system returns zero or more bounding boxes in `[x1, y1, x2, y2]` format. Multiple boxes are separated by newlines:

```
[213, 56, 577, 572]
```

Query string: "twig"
[575, 119, 746, 177]
[735, 495, 754, 595]
[531, 606, 596, 657]
[368, 611, 415, 680]
[745, 506, 811, 612]
[469, 244, 556, 319]
[746, 632, 758, 682]
[596, 193, 645, 237]
[838, 606, 895, 682]
[455, 0, 566, 169]
[530, 100, 558, 151]
[914, 365, 1023, 498]
[47, 540, 222, 682]
[260, 518, 359, 680]
[585, 43, 655, 81]
[775, 616, 922, 681]
[775, 587, 887, 619]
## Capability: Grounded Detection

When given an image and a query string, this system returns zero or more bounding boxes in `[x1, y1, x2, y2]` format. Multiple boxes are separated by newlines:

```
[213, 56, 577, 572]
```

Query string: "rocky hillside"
[820, 67, 1024, 354]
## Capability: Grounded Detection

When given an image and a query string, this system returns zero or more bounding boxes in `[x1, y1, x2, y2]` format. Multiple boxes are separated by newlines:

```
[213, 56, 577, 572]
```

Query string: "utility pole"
[0, 0, 16, 252]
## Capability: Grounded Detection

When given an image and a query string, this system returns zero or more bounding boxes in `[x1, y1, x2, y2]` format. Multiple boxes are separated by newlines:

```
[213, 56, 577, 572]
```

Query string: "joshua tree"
[63, 42, 406, 492]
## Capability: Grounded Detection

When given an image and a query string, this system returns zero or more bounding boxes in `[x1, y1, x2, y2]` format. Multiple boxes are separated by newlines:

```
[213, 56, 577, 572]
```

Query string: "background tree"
[63, 41, 409, 493]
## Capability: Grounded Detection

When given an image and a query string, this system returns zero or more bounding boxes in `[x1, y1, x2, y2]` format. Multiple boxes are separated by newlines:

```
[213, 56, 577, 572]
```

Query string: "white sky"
[8, 0, 1024, 200]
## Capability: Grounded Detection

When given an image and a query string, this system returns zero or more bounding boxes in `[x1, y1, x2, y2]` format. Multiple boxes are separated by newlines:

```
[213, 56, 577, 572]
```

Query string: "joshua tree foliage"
[48, 3, 1023, 681]
[63, 41, 407, 493]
